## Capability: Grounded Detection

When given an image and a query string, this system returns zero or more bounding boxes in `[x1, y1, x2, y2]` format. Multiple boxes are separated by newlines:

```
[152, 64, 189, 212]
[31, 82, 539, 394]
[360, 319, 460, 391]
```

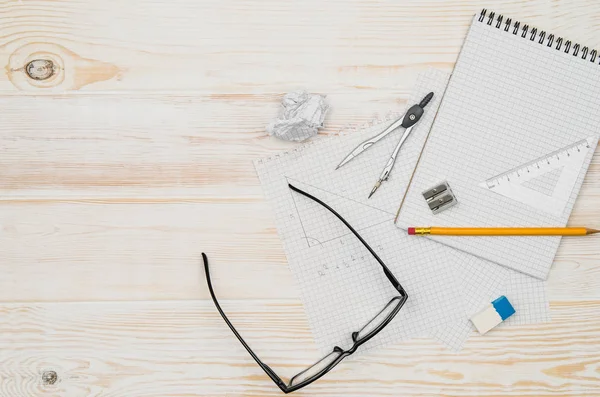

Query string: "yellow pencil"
[408, 227, 600, 236]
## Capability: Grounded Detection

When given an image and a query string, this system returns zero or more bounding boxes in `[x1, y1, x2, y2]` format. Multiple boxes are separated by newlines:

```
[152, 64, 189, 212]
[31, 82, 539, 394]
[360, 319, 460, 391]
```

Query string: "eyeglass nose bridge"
[332, 345, 357, 363]
[343, 336, 361, 355]
[333, 344, 357, 355]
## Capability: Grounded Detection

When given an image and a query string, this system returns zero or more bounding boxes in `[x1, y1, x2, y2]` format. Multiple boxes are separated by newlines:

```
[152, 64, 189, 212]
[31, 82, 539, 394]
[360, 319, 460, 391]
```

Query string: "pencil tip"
[335, 165, 340, 170]
[588, 228, 600, 235]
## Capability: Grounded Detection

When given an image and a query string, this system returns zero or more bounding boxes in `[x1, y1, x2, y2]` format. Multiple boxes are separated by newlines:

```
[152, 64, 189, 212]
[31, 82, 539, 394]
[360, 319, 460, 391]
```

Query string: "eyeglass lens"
[289, 349, 343, 386]
[288, 296, 403, 387]
[355, 296, 403, 342]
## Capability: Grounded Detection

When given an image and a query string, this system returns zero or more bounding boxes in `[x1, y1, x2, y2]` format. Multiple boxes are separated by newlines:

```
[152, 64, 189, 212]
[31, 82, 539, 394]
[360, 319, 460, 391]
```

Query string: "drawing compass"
[336, 92, 434, 198]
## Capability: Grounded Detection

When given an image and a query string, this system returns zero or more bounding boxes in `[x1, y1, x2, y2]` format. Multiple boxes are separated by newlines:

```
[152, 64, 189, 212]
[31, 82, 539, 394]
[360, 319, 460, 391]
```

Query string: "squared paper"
[255, 68, 551, 353]
[396, 15, 600, 280]
[256, 70, 472, 353]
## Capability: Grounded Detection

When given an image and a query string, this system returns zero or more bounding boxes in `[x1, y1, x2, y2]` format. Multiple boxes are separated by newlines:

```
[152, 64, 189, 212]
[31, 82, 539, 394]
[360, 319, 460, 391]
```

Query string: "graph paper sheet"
[256, 69, 466, 353]
[255, 69, 550, 353]
[396, 15, 600, 280]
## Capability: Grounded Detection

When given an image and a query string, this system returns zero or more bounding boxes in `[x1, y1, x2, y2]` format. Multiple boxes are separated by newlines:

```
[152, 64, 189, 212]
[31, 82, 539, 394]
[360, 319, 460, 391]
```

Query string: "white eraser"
[470, 304, 503, 334]
[470, 296, 516, 334]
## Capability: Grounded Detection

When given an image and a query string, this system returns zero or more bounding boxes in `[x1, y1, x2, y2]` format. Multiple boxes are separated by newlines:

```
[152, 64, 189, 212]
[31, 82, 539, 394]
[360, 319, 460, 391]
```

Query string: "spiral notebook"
[396, 10, 600, 280]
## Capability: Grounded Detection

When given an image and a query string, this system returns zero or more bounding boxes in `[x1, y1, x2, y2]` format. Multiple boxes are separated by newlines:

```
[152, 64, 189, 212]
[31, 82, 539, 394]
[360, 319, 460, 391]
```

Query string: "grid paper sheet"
[256, 70, 468, 353]
[256, 69, 550, 354]
[396, 15, 600, 280]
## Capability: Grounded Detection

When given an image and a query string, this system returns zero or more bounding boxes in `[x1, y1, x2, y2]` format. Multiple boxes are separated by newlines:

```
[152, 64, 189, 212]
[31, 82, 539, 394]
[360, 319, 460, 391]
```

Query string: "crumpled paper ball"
[266, 90, 329, 142]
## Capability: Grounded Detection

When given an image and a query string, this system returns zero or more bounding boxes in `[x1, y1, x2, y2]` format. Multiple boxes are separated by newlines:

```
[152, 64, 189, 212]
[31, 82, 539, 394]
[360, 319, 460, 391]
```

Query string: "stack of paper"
[255, 69, 550, 353]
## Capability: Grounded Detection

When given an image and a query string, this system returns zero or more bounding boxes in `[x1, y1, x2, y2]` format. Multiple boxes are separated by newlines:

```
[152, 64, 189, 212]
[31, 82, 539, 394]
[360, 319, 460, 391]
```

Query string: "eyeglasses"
[203, 183, 408, 393]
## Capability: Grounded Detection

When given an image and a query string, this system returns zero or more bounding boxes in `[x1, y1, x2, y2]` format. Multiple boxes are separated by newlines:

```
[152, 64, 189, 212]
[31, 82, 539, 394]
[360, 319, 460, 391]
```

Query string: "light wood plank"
[0, 201, 297, 301]
[0, 95, 413, 199]
[0, 200, 598, 302]
[0, 300, 598, 397]
[0, 1, 599, 93]
[0, 96, 598, 200]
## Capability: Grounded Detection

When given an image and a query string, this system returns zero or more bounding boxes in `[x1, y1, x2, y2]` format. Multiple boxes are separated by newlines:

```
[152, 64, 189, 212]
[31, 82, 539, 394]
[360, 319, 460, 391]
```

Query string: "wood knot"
[41, 370, 58, 385]
[25, 59, 56, 81]
[6, 42, 120, 91]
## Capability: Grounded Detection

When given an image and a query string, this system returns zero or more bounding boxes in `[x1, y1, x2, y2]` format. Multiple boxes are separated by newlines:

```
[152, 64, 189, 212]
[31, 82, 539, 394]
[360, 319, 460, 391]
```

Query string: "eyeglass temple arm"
[288, 184, 406, 295]
[202, 253, 290, 393]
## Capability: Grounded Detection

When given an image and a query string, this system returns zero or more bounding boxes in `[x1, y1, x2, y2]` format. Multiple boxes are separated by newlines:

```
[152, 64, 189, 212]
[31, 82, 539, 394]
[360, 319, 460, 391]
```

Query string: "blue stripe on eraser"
[492, 295, 515, 320]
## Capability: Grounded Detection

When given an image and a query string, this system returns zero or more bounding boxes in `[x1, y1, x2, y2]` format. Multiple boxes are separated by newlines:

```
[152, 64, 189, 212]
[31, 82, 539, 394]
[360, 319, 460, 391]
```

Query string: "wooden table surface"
[1, 1, 599, 396]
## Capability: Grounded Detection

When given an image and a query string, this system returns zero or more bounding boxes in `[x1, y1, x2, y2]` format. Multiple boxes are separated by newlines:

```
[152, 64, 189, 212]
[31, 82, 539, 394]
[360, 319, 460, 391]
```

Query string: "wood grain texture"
[0, 96, 597, 301]
[0, 0, 599, 395]
[0, 0, 599, 93]
[0, 200, 599, 302]
[0, 301, 599, 397]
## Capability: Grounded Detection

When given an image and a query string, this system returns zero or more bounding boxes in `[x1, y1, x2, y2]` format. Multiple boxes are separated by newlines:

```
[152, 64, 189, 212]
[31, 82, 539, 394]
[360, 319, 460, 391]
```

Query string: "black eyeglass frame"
[203, 183, 408, 393]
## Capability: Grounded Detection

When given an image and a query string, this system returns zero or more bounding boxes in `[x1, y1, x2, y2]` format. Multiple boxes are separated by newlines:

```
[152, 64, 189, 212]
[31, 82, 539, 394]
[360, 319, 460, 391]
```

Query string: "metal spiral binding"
[478, 9, 599, 64]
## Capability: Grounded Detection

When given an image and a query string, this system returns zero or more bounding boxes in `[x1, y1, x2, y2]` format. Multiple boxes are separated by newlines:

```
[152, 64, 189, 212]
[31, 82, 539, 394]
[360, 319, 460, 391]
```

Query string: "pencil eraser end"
[408, 227, 415, 235]
[470, 295, 515, 334]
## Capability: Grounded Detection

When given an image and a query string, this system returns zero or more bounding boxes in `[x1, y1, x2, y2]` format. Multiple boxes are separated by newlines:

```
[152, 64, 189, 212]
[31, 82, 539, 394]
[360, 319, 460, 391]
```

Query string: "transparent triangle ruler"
[479, 137, 596, 216]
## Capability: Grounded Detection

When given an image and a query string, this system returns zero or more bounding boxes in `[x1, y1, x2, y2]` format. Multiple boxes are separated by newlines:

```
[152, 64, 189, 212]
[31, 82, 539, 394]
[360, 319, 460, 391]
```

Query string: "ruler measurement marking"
[479, 137, 596, 216]
[485, 139, 590, 187]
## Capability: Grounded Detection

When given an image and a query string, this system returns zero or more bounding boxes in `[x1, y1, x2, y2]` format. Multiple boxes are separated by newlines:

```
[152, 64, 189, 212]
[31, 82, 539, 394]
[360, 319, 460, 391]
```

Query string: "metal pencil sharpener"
[422, 181, 457, 214]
